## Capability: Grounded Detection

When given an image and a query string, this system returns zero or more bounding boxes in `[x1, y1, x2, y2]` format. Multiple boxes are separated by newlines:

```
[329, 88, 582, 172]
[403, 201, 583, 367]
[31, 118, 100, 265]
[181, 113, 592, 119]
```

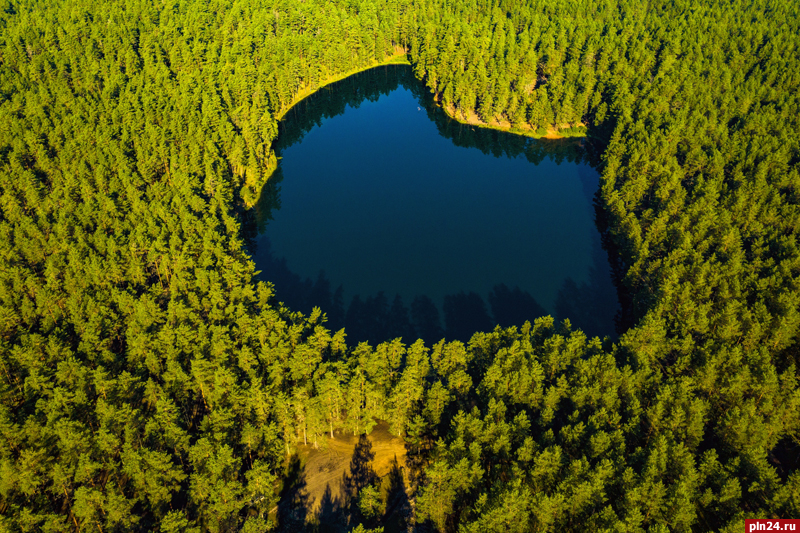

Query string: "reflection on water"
[250, 65, 621, 345]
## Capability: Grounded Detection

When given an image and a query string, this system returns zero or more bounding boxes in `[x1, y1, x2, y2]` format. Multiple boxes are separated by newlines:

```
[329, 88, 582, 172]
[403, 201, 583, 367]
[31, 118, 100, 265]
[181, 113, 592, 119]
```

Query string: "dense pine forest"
[1, 0, 799, 531]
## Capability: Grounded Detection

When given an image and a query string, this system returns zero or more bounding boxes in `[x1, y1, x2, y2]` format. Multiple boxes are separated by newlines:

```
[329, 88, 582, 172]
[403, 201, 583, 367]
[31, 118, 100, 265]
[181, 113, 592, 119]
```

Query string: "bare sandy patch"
[297, 421, 407, 512]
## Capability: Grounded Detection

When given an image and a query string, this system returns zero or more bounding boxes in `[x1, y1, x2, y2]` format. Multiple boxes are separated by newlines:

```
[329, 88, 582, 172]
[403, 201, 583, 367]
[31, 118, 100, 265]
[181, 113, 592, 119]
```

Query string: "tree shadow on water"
[411, 295, 444, 346]
[443, 291, 493, 342]
[488, 283, 547, 329]
[554, 232, 620, 340]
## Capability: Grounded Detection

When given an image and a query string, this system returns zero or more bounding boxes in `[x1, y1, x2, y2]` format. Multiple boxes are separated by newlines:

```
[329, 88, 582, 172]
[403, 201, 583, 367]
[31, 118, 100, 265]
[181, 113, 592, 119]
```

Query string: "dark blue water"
[251, 66, 619, 345]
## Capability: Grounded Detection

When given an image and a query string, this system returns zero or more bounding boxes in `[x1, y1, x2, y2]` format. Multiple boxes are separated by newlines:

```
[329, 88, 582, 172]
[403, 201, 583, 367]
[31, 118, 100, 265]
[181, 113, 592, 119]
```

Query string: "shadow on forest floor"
[277, 421, 413, 532]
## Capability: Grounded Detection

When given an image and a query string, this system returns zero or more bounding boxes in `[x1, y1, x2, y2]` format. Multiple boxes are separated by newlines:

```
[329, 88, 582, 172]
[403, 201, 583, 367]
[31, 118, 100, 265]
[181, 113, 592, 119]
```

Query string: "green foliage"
[351, 524, 384, 533]
[357, 484, 384, 520]
[405, 0, 800, 528]
[1, 0, 799, 531]
[0, 0, 412, 530]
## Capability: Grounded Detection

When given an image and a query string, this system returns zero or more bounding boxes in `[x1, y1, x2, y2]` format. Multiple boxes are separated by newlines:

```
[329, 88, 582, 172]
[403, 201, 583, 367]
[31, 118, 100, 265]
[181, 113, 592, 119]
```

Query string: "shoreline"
[275, 50, 411, 122]
[274, 51, 587, 138]
[437, 101, 587, 140]
[248, 54, 585, 206]
[247, 51, 412, 207]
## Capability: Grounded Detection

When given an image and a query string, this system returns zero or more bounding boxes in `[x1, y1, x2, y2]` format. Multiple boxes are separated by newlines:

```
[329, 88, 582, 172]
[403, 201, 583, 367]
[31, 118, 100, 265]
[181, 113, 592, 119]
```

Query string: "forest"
[0, 0, 798, 531]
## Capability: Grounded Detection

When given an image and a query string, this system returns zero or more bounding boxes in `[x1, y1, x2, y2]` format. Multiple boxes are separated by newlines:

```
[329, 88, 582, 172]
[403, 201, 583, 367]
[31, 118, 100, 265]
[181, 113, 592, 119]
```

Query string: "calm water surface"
[251, 66, 619, 344]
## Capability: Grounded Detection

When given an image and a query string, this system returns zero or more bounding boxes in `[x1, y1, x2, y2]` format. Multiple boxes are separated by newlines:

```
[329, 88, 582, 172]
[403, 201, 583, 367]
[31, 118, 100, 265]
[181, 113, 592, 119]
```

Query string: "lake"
[250, 65, 620, 345]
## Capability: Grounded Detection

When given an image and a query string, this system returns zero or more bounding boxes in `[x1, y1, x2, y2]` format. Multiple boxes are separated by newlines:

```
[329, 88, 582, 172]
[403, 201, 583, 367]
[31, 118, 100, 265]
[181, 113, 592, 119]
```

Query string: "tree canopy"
[1, 0, 799, 531]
